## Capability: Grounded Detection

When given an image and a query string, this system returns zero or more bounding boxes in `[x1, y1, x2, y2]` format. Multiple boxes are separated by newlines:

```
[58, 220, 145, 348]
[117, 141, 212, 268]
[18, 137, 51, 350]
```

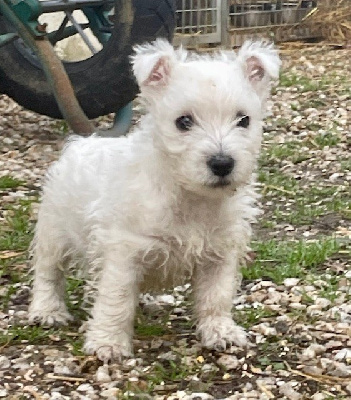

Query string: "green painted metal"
[0, 31, 18, 46]
[0, 0, 45, 37]
[112, 102, 133, 136]
[82, 5, 113, 44]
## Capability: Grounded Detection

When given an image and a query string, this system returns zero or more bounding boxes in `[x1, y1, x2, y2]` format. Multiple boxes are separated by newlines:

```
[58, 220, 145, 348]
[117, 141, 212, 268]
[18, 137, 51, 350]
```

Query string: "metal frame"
[175, 0, 318, 47]
[174, 0, 225, 47]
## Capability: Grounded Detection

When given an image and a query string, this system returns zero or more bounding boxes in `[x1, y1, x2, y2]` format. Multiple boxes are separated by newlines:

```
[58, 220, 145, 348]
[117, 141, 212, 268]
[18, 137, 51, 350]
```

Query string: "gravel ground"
[0, 43, 350, 400]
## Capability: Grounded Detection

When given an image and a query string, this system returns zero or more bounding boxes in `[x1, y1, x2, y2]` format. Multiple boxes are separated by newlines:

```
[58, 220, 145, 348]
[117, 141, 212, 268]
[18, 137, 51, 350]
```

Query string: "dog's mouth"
[208, 178, 231, 188]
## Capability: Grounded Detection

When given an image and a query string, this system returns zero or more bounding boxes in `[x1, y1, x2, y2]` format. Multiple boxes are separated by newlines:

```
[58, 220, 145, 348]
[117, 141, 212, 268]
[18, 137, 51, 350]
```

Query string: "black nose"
[207, 154, 235, 177]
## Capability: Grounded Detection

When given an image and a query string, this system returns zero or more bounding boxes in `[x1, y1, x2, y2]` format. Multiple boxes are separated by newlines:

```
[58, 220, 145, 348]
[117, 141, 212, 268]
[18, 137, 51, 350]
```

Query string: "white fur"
[29, 39, 280, 362]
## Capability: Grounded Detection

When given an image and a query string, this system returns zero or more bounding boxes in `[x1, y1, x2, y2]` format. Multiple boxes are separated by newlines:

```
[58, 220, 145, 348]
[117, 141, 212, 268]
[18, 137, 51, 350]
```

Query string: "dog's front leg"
[193, 257, 247, 351]
[84, 249, 138, 362]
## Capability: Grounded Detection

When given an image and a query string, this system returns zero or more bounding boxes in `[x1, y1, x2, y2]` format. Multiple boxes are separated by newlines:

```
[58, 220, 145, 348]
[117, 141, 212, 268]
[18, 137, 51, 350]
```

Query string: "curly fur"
[29, 39, 280, 362]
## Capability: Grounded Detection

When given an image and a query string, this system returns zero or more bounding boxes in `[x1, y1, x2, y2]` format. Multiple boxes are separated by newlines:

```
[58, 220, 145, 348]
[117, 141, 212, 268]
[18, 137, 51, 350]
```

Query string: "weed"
[279, 73, 320, 92]
[0, 200, 34, 252]
[234, 306, 278, 329]
[243, 237, 340, 284]
[0, 175, 24, 189]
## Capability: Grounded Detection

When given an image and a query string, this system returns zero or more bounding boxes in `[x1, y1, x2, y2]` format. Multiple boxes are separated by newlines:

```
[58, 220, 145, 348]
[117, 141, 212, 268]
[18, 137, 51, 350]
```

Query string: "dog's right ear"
[131, 39, 177, 89]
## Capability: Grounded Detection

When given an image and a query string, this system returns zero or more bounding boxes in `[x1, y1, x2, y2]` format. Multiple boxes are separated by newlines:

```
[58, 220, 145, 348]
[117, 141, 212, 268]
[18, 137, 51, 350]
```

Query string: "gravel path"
[0, 43, 350, 400]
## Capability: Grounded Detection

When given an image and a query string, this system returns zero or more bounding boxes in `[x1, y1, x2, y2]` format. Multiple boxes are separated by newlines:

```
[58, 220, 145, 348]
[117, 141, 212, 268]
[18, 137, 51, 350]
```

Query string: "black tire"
[0, 0, 175, 119]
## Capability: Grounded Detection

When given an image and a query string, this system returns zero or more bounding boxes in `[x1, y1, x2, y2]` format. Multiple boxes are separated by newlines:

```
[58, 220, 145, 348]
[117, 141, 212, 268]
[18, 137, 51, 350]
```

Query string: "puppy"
[29, 39, 280, 362]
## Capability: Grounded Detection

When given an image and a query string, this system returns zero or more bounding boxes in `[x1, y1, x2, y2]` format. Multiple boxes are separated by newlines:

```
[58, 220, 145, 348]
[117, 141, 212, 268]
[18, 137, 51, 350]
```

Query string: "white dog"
[29, 39, 280, 362]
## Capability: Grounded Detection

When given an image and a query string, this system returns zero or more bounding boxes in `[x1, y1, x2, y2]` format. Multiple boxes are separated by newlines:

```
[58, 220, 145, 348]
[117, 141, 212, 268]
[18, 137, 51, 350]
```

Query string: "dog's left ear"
[237, 41, 281, 100]
[131, 39, 178, 89]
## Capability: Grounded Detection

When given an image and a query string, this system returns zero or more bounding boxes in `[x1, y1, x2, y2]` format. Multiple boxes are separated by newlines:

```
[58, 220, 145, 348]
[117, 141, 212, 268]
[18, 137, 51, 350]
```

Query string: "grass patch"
[0, 325, 84, 355]
[258, 169, 299, 194]
[53, 120, 70, 135]
[0, 200, 34, 252]
[243, 237, 340, 284]
[279, 73, 320, 92]
[260, 141, 311, 166]
[279, 72, 348, 94]
[135, 323, 167, 337]
[313, 131, 341, 147]
[0, 325, 57, 346]
[234, 306, 278, 329]
[0, 175, 24, 189]
[0, 200, 34, 285]
[66, 277, 88, 321]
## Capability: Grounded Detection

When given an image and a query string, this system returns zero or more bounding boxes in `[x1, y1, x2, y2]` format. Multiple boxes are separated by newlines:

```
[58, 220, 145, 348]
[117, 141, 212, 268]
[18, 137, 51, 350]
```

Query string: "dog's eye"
[175, 115, 194, 131]
[236, 113, 250, 129]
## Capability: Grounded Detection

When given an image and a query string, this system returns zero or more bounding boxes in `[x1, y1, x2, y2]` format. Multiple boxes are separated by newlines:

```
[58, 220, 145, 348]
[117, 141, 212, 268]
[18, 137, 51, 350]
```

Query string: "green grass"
[279, 73, 320, 92]
[243, 237, 340, 284]
[0, 201, 35, 288]
[279, 71, 350, 94]
[313, 131, 341, 147]
[0, 200, 34, 252]
[258, 169, 299, 194]
[234, 306, 278, 329]
[53, 120, 70, 135]
[258, 135, 350, 226]
[0, 325, 84, 355]
[135, 323, 167, 337]
[0, 175, 24, 189]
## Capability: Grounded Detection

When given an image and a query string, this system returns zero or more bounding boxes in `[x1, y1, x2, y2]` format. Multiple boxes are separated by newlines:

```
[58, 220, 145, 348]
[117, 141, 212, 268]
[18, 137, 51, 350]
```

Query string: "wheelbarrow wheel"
[0, 0, 175, 119]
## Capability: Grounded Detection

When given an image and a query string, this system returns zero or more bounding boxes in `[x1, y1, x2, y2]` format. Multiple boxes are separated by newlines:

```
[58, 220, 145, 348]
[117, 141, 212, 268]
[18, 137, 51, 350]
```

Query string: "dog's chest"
[139, 200, 232, 290]
[167, 196, 232, 257]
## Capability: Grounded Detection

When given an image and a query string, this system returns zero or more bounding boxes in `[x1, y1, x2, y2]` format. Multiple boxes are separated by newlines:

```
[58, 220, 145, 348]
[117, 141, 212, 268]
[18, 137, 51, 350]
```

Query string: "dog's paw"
[84, 339, 133, 363]
[28, 307, 73, 327]
[197, 316, 248, 351]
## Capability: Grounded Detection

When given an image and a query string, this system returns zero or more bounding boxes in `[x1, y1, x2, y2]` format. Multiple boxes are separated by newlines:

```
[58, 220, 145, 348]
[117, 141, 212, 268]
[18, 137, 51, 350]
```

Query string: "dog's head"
[132, 39, 280, 197]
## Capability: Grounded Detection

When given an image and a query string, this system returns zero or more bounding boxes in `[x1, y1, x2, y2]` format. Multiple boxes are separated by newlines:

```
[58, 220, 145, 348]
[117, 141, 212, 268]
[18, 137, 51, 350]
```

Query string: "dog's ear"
[131, 39, 177, 89]
[237, 41, 281, 100]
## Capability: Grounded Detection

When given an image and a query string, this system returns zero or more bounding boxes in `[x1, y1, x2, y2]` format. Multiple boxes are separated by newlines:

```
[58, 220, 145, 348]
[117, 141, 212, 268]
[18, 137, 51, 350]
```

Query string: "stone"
[283, 278, 300, 288]
[183, 393, 214, 400]
[334, 348, 351, 360]
[76, 383, 95, 392]
[95, 365, 111, 383]
[217, 355, 239, 370]
[301, 344, 326, 360]
[100, 388, 119, 398]
[278, 382, 302, 400]
[0, 356, 10, 370]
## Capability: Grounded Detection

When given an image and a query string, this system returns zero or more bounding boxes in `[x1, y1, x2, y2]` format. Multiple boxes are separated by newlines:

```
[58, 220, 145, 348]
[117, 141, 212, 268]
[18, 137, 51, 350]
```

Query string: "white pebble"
[254, 322, 277, 336]
[156, 294, 175, 305]
[3, 137, 13, 144]
[217, 355, 239, 370]
[279, 382, 302, 400]
[301, 344, 326, 360]
[0, 356, 10, 370]
[100, 388, 119, 398]
[283, 278, 300, 288]
[183, 393, 214, 400]
[307, 305, 323, 316]
[334, 348, 351, 361]
[314, 298, 331, 309]
[95, 364, 111, 383]
[76, 383, 94, 392]
[290, 303, 306, 310]
[311, 394, 326, 400]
